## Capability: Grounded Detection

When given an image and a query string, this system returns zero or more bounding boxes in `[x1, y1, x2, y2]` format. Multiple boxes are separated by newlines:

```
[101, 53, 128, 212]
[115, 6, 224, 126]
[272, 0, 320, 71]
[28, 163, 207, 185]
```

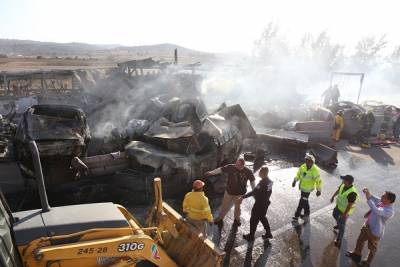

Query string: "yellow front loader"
[0, 141, 224, 267]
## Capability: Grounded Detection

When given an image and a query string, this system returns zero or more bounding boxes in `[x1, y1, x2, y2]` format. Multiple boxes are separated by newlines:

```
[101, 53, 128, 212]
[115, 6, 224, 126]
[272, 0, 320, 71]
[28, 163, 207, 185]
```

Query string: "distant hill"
[111, 43, 202, 56]
[0, 39, 210, 58]
[0, 39, 108, 56]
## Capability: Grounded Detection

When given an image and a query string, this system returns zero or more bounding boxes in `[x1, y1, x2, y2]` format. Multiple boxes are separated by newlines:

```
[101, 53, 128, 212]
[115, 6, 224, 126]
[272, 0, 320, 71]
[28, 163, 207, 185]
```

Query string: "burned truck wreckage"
[0, 62, 257, 207]
[14, 104, 90, 186]
[75, 101, 256, 201]
[2, 59, 399, 210]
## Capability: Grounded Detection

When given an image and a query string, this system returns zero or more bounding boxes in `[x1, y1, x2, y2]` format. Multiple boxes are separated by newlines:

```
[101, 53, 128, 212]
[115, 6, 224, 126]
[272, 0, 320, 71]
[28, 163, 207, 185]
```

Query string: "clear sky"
[0, 0, 399, 53]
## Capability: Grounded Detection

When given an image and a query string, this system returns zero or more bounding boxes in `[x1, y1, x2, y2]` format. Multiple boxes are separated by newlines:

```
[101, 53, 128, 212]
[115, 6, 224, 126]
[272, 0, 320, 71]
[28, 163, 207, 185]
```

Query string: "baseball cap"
[304, 153, 315, 162]
[340, 175, 354, 184]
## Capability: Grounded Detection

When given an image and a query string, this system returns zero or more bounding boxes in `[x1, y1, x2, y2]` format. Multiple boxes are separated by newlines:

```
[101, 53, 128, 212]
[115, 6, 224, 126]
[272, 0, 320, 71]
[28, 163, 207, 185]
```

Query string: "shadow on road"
[338, 239, 349, 267]
[241, 239, 272, 267]
[346, 146, 394, 166]
[291, 219, 315, 267]
[318, 241, 339, 267]
[243, 241, 254, 267]
[223, 225, 239, 267]
[317, 239, 350, 267]
[253, 243, 272, 267]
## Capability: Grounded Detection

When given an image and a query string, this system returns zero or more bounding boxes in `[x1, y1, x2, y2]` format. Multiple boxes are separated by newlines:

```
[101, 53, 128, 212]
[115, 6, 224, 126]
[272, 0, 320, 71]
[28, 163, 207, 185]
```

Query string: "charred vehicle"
[74, 100, 256, 201]
[327, 101, 367, 138]
[363, 101, 399, 136]
[125, 102, 255, 195]
[14, 105, 90, 186]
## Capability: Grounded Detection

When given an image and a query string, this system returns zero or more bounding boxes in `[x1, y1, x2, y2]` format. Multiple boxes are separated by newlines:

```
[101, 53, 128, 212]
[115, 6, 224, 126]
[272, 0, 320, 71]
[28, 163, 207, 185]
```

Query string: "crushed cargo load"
[74, 102, 255, 197]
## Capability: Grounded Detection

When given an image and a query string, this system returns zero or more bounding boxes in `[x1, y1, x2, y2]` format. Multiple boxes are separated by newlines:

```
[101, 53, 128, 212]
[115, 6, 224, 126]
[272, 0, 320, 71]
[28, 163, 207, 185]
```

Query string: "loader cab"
[12, 202, 130, 248]
[0, 192, 129, 267]
[0, 193, 22, 267]
[0, 140, 138, 267]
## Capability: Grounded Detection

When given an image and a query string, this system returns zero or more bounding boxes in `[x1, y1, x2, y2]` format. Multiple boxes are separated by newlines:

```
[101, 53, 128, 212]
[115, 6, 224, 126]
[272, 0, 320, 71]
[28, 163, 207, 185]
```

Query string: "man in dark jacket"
[205, 158, 255, 229]
[241, 166, 273, 243]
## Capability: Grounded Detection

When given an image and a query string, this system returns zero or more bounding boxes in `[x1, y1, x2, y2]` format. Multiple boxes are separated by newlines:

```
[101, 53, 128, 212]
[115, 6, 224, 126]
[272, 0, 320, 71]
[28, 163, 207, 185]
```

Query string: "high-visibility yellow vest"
[335, 115, 344, 129]
[295, 164, 322, 192]
[183, 191, 213, 222]
[336, 184, 358, 215]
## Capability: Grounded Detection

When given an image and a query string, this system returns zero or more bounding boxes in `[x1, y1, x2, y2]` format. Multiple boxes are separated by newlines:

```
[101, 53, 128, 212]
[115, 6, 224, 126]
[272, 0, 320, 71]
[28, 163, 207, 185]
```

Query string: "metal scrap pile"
[328, 101, 399, 145]
[250, 104, 338, 167]
[123, 99, 255, 194]
[0, 115, 16, 160]
[63, 98, 255, 203]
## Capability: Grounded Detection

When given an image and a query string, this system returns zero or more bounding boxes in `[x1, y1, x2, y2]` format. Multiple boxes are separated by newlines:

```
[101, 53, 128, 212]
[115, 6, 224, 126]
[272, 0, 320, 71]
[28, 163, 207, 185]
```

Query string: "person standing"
[241, 166, 273, 243]
[330, 175, 358, 248]
[182, 180, 213, 237]
[331, 84, 340, 104]
[322, 86, 333, 107]
[204, 158, 255, 229]
[392, 108, 400, 141]
[292, 154, 322, 220]
[346, 189, 396, 267]
[332, 110, 345, 142]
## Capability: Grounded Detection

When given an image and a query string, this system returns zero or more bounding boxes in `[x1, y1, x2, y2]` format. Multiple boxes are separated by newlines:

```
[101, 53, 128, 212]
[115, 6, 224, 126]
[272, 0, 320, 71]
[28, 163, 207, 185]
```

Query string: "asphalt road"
[1, 141, 398, 267]
[210, 142, 400, 267]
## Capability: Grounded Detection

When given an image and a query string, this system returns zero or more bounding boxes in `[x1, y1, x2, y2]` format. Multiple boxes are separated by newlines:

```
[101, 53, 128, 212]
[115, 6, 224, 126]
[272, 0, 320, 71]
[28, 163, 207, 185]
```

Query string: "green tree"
[352, 35, 387, 70]
[253, 22, 290, 65]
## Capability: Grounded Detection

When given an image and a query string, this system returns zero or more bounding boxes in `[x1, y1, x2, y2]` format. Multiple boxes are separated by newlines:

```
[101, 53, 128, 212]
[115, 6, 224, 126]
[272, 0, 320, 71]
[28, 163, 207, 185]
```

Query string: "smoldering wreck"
[0, 59, 257, 207]
[1, 58, 399, 210]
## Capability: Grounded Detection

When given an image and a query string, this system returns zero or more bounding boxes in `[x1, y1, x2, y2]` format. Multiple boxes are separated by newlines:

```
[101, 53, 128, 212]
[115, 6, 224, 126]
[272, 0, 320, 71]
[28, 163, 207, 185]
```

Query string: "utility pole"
[174, 48, 178, 65]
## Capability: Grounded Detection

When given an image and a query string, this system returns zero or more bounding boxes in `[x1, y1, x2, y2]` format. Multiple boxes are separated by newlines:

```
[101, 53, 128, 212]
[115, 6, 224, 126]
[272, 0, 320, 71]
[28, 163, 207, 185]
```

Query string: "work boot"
[233, 219, 241, 226]
[346, 251, 361, 263]
[214, 220, 224, 231]
[262, 231, 273, 239]
[243, 233, 254, 242]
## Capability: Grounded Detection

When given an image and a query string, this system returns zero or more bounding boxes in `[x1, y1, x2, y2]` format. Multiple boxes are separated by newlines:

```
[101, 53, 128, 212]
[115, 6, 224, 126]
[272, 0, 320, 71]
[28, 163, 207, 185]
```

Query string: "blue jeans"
[332, 206, 347, 242]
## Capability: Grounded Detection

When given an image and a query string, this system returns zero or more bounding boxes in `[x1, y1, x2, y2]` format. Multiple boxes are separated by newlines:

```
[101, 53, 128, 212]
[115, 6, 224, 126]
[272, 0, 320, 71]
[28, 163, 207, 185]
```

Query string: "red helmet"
[193, 180, 205, 190]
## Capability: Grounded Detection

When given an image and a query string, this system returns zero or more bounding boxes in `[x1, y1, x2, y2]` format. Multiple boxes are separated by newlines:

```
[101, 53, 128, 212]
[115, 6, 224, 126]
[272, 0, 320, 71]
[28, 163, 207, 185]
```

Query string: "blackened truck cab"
[14, 105, 90, 186]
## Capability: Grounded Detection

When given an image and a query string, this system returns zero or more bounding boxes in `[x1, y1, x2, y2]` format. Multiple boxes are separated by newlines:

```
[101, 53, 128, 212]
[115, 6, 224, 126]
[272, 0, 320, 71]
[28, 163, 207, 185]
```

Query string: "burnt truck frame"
[14, 104, 90, 186]
[75, 104, 255, 200]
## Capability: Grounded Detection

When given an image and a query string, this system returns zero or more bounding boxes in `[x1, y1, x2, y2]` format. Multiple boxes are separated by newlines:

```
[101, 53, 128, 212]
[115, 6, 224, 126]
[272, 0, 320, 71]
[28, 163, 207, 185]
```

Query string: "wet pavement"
[208, 142, 400, 267]
[1, 140, 399, 267]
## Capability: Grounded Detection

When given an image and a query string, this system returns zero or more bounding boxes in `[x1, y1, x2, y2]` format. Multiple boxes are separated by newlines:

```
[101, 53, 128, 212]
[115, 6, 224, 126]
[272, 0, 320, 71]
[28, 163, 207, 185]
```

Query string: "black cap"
[340, 175, 354, 184]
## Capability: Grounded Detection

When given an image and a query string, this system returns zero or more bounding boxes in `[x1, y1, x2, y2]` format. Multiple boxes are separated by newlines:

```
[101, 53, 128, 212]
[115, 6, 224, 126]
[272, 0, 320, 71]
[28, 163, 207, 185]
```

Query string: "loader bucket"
[309, 143, 338, 167]
[147, 178, 225, 267]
